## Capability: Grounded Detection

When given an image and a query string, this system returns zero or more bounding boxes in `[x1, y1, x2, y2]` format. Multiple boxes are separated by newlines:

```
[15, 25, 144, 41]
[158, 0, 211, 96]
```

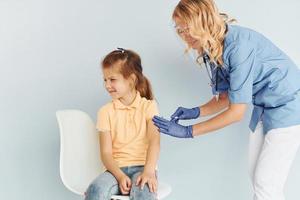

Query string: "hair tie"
[117, 47, 126, 53]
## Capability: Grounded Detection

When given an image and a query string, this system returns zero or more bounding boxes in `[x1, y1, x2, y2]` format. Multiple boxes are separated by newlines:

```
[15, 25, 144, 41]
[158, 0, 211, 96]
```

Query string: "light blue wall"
[1, 0, 300, 199]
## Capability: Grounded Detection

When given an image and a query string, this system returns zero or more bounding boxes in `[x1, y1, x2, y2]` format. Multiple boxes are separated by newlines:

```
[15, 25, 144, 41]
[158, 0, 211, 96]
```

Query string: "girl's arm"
[135, 119, 160, 193]
[199, 92, 229, 117]
[144, 119, 160, 173]
[100, 132, 132, 194]
[193, 103, 247, 136]
[99, 131, 125, 180]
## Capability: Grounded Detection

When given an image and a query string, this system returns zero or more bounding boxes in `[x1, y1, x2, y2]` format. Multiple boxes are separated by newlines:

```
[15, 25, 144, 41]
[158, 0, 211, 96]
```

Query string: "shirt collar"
[113, 91, 141, 110]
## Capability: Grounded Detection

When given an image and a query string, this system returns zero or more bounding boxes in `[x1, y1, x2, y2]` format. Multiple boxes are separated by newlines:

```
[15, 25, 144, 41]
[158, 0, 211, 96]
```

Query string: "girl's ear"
[131, 73, 138, 83]
[129, 73, 138, 89]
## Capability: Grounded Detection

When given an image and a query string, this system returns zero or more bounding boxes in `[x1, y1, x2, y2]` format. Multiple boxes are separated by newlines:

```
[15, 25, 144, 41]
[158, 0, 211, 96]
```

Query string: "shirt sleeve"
[227, 41, 256, 104]
[146, 100, 159, 121]
[96, 106, 111, 132]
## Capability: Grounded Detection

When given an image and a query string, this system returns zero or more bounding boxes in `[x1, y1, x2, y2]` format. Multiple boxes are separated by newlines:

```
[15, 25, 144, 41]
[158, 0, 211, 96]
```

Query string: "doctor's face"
[174, 18, 201, 51]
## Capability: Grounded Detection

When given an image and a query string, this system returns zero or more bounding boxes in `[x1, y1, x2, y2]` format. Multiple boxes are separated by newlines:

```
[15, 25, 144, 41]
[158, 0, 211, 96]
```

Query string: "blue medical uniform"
[210, 25, 300, 134]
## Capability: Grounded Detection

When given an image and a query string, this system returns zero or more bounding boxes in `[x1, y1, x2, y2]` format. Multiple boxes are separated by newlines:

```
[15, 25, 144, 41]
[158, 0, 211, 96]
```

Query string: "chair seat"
[110, 182, 172, 200]
[110, 195, 129, 200]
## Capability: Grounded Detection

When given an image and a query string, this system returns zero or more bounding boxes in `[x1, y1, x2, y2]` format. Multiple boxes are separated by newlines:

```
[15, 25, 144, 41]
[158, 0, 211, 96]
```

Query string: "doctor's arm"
[170, 92, 229, 121]
[194, 41, 255, 135]
[154, 41, 255, 138]
[199, 92, 230, 117]
[152, 102, 247, 138]
[192, 103, 247, 136]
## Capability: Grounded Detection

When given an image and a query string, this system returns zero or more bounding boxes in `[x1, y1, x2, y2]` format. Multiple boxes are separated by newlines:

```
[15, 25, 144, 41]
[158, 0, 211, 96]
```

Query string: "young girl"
[85, 48, 160, 200]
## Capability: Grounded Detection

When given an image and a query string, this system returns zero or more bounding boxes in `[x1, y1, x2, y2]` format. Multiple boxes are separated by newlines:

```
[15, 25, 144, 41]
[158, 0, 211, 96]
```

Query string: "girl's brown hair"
[102, 48, 154, 100]
[173, 0, 235, 65]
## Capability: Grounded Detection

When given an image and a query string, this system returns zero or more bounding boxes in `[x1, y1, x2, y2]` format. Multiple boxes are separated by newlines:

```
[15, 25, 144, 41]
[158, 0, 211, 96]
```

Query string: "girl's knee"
[130, 185, 156, 200]
[85, 183, 110, 200]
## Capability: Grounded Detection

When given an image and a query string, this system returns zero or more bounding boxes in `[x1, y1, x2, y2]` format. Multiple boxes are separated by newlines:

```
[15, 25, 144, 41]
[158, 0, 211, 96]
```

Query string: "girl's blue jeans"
[85, 165, 157, 200]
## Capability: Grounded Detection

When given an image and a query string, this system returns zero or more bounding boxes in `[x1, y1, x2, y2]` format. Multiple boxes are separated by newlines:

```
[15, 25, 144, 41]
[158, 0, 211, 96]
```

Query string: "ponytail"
[136, 75, 153, 100]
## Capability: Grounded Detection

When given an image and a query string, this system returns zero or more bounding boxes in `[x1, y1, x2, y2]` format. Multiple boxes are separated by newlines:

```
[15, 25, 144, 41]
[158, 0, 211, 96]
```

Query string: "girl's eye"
[103, 78, 116, 82]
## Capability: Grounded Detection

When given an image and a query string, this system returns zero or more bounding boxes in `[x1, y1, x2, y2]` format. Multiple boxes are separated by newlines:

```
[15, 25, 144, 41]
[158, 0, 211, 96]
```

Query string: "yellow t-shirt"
[96, 92, 159, 168]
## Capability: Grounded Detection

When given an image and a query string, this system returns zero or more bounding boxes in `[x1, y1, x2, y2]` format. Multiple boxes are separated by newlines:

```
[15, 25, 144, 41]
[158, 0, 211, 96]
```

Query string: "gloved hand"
[171, 106, 200, 122]
[152, 116, 193, 138]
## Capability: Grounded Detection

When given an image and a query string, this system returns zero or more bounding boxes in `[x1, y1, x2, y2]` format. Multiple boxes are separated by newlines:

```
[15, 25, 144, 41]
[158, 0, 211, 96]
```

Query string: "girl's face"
[103, 66, 135, 100]
[174, 18, 201, 51]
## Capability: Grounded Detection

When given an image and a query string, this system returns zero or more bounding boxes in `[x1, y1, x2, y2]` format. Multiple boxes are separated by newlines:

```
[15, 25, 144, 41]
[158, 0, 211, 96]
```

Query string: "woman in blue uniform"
[152, 0, 300, 199]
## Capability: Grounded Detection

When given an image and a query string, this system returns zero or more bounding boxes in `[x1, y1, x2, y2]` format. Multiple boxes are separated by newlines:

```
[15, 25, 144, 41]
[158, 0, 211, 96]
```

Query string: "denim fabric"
[85, 165, 157, 200]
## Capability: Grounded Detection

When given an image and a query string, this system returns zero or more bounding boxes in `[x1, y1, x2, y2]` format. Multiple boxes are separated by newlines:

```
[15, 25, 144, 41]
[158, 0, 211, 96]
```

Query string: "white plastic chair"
[56, 109, 172, 200]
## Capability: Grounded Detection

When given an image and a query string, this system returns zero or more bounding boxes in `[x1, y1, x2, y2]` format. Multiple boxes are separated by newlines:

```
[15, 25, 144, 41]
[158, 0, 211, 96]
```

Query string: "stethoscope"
[196, 53, 230, 100]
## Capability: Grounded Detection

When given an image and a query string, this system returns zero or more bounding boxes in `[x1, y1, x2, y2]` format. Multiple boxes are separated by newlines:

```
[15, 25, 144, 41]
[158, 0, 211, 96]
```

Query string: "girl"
[85, 48, 160, 200]
[153, 0, 300, 200]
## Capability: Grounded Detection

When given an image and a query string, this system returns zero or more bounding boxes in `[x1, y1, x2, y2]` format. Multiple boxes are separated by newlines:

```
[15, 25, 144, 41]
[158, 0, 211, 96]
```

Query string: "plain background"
[1, 0, 300, 199]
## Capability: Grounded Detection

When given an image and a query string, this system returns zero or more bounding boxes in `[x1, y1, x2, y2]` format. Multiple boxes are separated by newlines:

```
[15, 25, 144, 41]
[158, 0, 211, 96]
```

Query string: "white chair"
[56, 109, 172, 200]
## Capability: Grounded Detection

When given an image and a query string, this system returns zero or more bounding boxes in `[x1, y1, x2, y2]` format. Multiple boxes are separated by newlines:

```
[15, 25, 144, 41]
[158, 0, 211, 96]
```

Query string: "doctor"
[152, 0, 300, 199]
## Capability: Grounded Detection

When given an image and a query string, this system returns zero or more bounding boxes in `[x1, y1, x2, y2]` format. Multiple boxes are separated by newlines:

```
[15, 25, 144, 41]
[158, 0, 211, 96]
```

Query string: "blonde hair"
[102, 49, 154, 100]
[173, 0, 235, 65]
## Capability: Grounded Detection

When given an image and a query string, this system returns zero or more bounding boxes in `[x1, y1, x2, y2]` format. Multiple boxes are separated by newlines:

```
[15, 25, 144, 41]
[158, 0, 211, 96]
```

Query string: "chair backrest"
[56, 110, 103, 195]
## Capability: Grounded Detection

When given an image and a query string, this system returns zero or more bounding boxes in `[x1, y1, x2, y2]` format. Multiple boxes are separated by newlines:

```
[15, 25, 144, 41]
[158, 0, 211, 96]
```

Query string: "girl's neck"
[119, 90, 137, 106]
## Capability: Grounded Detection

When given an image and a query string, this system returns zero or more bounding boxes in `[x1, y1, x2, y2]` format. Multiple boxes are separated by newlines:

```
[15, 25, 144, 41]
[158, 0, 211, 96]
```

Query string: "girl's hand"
[136, 171, 157, 193]
[118, 174, 132, 195]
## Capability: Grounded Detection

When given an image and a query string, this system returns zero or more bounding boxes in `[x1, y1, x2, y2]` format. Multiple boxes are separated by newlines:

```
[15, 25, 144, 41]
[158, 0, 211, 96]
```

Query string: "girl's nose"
[104, 81, 111, 89]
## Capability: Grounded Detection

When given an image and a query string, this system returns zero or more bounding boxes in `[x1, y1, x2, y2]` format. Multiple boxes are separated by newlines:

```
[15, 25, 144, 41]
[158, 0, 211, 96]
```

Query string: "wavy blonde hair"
[173, 0, 235, 65]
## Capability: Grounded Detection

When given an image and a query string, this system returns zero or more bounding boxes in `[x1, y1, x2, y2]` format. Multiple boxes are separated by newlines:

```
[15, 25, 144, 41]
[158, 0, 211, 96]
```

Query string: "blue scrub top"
[210, 25, 300, 134]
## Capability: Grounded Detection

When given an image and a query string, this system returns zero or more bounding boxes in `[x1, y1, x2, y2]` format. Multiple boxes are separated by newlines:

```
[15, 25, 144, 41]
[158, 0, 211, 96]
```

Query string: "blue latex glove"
[152, 116, 193, 138]
[171, 106, 200, 122]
